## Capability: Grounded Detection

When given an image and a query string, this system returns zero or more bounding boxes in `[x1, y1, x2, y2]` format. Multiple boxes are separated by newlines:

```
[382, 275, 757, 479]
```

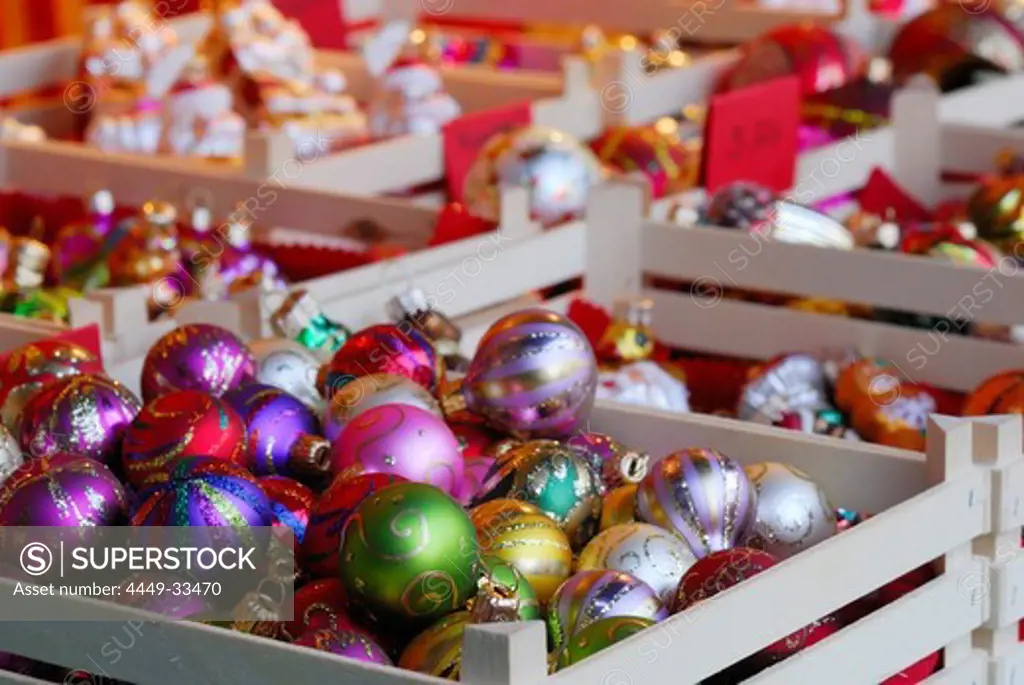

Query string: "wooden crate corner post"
[968, 415, 1024, 684]
[591, 49, 636, 129]
[584, 181, 647, 309]
[891, 76, 943, 208]
[461, 621, 548, 685]
[497, 184, 543, 241]
[243, 130, 294, 181]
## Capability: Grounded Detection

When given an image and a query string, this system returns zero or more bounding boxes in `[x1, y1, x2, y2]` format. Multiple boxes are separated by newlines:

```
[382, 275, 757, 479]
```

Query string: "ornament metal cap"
[387, 288, 463, 345]
[470, 568, 523, 623]
[287, 434, 331, 476]
[142, 200, 178, 226]
[90, 189, 115, 215]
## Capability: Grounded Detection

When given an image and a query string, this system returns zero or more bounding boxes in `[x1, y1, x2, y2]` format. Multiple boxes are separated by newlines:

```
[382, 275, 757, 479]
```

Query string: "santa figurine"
[368, 56, 461, 138]
[161, 53, 245, 160]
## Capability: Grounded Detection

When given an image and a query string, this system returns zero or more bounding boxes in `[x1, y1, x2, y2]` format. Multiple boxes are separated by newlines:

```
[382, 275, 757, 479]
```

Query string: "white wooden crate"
[0, 412, 1018, 685]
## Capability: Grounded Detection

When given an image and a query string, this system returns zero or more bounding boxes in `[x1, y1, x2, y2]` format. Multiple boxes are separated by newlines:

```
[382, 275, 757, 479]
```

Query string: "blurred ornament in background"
[142, 324, 255, 402]
[963, 370, 1024, 415]
[368, 56, 461, 138]
[590, 125, 701, 198]
[463, 125, 605, 227]
[0, 424, 23, 487]
[270, 289, 351, 363]
[720, 24, 866, 96]
[108, 200, 184, 312]
[968, 173, 1024, 254]
[52, 189, 116, 290]
[738, 354, 832, 425]
[889, 4, 1024, 90]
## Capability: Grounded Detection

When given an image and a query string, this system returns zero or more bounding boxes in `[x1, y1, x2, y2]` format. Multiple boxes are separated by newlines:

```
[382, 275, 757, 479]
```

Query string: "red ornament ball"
[301, 472, 408, 578]
[672, 547, 778, 612]
[323, 325, 443, 398]
[122, 390, 250, 489]
[282, 578, 354, 640]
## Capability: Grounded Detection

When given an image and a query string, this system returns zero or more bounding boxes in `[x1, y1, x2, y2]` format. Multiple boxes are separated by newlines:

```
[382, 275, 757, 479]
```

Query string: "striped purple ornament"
[455, 308, 597, 439]
[637, 448, 757, 559]
[131, 457, 272, 527]
[547, 570, 667, 650]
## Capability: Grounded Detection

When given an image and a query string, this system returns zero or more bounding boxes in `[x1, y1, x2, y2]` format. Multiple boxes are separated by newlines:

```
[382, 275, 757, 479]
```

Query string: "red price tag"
[702, 76, 801, 194]
[271, 0, 367, 49]
[857, 168, 930, 222]
[443, 102, 532, 202]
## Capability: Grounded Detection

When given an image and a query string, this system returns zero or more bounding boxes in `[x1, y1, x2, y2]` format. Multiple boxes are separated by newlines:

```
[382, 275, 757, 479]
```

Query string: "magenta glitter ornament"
[19, 373, 141, 466]
[0, 455, 126, 526]
[293, 628, 393, 666]
[224, 384, 330, 478]
[141, 324, 256, 402]
[330, 404, 465, 497]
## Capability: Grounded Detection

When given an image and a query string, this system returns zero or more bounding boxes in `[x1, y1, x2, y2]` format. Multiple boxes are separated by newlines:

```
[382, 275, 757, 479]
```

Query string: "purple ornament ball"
[19, 373, 140, 467]
[293, 628, 393, 666]
[330, 404, 465, 497]
[224, 384, 330, 478]
[141, 324, 255, 403]
[0, 456, 127, 526]
[636, 447, 757, 558]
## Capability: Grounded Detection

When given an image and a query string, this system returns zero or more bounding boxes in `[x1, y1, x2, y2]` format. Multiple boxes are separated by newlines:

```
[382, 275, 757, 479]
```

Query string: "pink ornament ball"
[330, 404, 465, 497]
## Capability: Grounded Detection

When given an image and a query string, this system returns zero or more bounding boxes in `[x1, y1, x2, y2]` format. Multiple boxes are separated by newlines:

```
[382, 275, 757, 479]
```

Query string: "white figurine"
[0, 117, 46, 143]
[161, 55, 245, 159]
[368, 57, 461, 138]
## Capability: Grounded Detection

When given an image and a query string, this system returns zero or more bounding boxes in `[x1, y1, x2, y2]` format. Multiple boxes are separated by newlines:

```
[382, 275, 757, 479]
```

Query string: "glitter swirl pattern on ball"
[636, 448, 757, 558]
[19, 373, 141, 466]
[260, 475, 316, 544]
[547, 570, 667, 650]
[324, 325, 442, 397]
[141, 324, 255, 402]
[323, 373, 442, 442]
[121, 390, 249, 488]
[131, 457, 272, 527]
[399, 611, 471, 680]
[456, 308, 598, 438]
[745, 462, 836, 560]
[0, 455, 126, 526]
[0, 339, 103, 430]
[293, 628, 393, 666]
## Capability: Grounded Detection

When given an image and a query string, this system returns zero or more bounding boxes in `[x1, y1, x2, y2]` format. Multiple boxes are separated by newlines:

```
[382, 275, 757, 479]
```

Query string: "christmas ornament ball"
[19, 373, 141, 466]
[591, 125, 700, 198]
[141, 324, 255, 402]
[567, 432, 650, 489]
[554, 616, 656, 671]
[577, 523, 699, 603]
[0, 455, 126, 526]
[464, 124, 604, 227]
[282, 578, 354, 640]
[323, 324, 442, 397]
[745, 462, 836, 559]
[293, 628, 392, 666]
[637, 448, 757, 558]
[600, 485, 638, 531]
[455, 308, 598, 438]
[476, 554, 542, 621]
[470, 499, 573, 604]
[547, 570, 667, 650]
[323, 373, 442, 442]
[260, 475, 316, 544]
[131, 456, 272, 527]
[0, 339, 103, 430]
[338, 481, 481, 623]
[501, 440, 604, 549]
[0, 424, 24, 487]
[224, 384, 330, 478]
[302, 472, 408, 578]
[399, 611, 470, 680]
[248, 337, 322, 410]
[963, 370, 1024, 415]
[331, 404, 465, 497]
[121, 390, 249, 488]
[671, 547, 777, 612]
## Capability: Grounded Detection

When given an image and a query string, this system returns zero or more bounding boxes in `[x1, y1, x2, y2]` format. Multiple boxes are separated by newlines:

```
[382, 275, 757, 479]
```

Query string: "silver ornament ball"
[248, 337, 323, 411]
[745, 461, 836, 560]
